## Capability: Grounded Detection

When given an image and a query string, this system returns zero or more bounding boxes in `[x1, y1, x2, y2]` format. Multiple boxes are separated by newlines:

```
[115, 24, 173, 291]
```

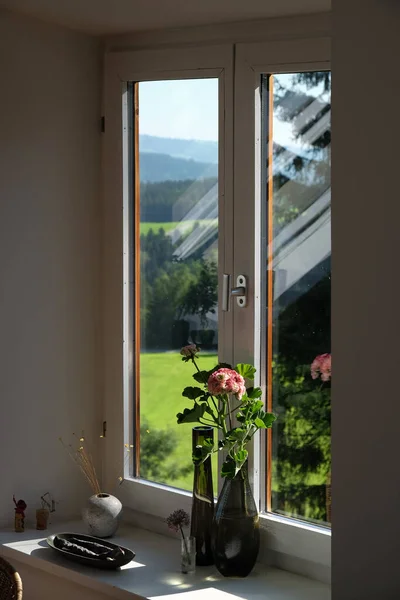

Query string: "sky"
[139, 79, 219, 142]
[138, 76, 329, 150]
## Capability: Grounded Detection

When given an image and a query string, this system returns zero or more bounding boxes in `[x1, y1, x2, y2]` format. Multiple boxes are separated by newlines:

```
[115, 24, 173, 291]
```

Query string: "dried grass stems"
[59, 432, 134, 495]
[59, 433, 101, 496]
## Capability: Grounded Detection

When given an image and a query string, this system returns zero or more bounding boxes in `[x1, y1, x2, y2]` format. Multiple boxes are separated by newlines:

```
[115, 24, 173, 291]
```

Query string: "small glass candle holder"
[36, 508, 50, 530]
[181, 535, 196, 574]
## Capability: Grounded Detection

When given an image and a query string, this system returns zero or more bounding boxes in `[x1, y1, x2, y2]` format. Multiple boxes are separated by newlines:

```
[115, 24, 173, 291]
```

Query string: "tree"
[179, 259, 218, 328]
[140, 420, 192, 483]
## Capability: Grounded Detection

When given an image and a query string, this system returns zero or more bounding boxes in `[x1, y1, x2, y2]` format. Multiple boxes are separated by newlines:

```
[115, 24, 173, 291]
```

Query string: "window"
[134, 78, 219, 491]
[104, 35, 331, 579]
[262, 72, 331, 527]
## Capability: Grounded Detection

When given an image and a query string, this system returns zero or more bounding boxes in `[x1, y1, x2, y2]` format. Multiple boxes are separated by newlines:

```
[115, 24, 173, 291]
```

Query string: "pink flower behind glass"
[311, 353, 331, 382]
[180, 344, 199, 358]
[207, 368, 246, 400]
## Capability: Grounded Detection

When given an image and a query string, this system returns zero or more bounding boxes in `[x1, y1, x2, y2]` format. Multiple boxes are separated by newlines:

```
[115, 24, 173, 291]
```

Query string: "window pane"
[136, 79, 219, 491]
[263, 72, 331, 526]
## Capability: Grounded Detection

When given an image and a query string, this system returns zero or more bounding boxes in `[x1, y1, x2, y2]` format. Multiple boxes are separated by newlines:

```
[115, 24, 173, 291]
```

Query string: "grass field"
[140, 351, 218, 491]
[140, 219, 217, 236]
[139, 351, 328, 518]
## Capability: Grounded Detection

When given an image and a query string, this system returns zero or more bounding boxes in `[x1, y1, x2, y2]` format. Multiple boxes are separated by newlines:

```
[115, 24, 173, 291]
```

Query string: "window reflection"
[265, 72, 331, 526]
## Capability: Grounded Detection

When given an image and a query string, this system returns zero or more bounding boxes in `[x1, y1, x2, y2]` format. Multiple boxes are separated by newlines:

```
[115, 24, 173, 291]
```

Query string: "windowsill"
[116, 480, 331, 584]
[0, 520, 330, 600]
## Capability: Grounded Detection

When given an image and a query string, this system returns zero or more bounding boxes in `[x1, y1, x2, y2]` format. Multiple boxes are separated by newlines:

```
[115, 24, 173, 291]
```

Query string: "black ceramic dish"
[46, 532, 135, 570]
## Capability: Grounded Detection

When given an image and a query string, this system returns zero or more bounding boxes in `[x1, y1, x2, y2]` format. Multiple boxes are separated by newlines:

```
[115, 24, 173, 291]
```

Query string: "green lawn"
[140, 351, 218, 491]
[139, 351, 329, 522]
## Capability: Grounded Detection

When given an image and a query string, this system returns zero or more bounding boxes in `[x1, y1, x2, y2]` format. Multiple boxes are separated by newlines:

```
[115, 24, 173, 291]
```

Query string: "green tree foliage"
[140, 420, 192, 482]
[140, 227, 217, 350]
[140, 177, 217, 222]
[179, 259, 218, 328]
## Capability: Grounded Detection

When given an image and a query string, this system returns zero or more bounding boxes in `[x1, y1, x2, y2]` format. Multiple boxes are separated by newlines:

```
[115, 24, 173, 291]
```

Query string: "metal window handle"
[222, 274, 247, 310]
[231, 285, 246, 296]
[231, 275, 247, 308]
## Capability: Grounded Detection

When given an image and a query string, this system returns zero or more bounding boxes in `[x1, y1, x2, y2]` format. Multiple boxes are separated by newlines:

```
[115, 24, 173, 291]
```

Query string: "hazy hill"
[139, 152, 217, 183]
[139, 134, 218, 164]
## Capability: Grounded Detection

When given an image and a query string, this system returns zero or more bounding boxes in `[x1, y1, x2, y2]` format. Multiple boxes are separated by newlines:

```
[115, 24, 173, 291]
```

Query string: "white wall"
[332, 0, 400, 598]
[0, 10, 102, 526]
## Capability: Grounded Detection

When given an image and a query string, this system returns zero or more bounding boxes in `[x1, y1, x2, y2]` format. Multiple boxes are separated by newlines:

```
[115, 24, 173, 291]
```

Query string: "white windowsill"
[116, 479, 331, 585]
[0, 520, 330, 600]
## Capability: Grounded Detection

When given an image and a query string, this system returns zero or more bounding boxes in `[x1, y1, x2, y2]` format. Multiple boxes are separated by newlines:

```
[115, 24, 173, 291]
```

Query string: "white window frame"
[102, 32, 331, 585]
[102, 42, 234, 509]
[232, 36, 331, 583]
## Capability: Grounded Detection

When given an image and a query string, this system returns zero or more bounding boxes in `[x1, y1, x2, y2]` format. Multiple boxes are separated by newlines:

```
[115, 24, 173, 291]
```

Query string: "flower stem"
[226, 395, 233, 431]
[192, 357, 221, 429]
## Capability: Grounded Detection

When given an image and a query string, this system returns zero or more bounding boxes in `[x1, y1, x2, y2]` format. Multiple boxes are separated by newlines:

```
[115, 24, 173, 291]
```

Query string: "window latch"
[231, 275, 247, 307]
[222, 274, 247, 310]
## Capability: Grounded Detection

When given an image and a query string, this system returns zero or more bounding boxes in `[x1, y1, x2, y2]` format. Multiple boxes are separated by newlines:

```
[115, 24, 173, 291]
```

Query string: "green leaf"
[254, 417, 266, 428]
[234, 449, 248, 475]
[221, 459, 236, 479]
[235, 449, 248, 465]
[176, 404, 206, 424]
[227, 427, 247, 442]
[261, 412, 277, 428]
[246, 387, 262, 399]
[182, 386, 205, 400]
[235, 363, 256, 380]
[249, 400, 264, 413]
[192, 371, 210, 384]
[192, 440, 214, 465]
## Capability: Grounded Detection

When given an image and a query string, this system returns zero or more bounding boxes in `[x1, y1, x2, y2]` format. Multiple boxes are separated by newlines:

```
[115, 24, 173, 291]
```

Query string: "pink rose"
[207, 368, 246, 400]
[311, 353, 331, 382]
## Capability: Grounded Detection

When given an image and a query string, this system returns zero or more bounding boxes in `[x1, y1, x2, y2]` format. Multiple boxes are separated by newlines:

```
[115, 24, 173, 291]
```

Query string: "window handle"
[222, 274, 248, 311]
[231, 275, 247, 308]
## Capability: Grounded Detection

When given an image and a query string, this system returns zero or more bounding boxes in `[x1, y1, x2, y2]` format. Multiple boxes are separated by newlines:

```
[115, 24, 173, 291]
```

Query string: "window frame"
[102, 43, 234, 503]
[234, 36, 331, 517]
[102, 35, 331, 584]
[230, 36, 331, 580]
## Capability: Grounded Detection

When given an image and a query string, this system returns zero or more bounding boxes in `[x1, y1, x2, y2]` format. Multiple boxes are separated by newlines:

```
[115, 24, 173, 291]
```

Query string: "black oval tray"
[46, 532, 135, 570]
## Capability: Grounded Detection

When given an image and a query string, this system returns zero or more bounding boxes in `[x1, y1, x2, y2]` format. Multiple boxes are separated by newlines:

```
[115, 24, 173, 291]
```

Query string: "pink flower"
[207, 368, 246, 400]
[180, 344, 199, 358]
[311, 353, 331, 382]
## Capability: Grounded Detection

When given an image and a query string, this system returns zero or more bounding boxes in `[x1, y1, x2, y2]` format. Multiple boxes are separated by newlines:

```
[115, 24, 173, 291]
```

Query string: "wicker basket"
[0, 556, 23, 600]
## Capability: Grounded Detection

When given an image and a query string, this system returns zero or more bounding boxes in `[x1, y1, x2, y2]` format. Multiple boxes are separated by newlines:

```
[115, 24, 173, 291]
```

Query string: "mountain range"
[139, 134, 218, 183]
[139, 134, 218, 164]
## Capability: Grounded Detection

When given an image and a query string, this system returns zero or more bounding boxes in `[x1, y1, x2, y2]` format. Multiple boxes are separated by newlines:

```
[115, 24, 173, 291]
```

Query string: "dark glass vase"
[212, 461, 260, 577]
[191, 426, 215, 566]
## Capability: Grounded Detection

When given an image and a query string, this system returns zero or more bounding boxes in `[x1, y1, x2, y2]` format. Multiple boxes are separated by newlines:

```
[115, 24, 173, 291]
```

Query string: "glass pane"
[263, 72, 331, 526]
[136, 79, 219, 491]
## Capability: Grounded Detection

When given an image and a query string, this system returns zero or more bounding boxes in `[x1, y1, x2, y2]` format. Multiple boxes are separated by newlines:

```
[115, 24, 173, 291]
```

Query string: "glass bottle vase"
[190, 426, 215, 566]
[212, 460, 260, 577]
